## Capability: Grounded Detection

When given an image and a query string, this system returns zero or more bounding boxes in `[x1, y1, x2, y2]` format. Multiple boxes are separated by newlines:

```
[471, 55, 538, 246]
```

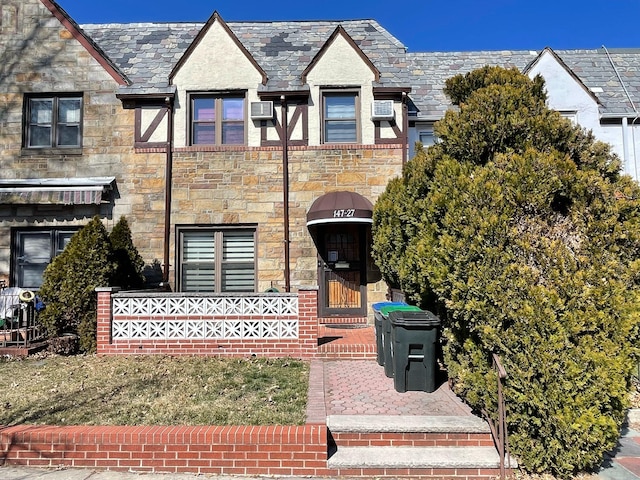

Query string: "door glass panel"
[324, 231, 359, 263]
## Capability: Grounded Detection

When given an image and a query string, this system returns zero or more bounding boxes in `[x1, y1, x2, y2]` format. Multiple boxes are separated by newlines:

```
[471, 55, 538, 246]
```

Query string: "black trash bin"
[380, 305, 421, 378]
[372, 302, 406, 366]
[389, 310, 440, 393]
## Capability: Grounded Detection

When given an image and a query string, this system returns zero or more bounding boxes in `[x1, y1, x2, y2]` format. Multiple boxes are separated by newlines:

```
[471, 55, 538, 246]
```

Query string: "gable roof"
[77, 14, 640, 118]
[40, 0, 129, 86]
[169, 11, 268, 85]
[301, 25, 380, 83]
[524, 47, 601, 106]
[556, 48, 640, 117]
[81, 19, 408, 95]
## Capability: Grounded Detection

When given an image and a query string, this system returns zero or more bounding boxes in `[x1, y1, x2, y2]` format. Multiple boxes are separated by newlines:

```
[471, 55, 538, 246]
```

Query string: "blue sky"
[60, 0, 638, 53]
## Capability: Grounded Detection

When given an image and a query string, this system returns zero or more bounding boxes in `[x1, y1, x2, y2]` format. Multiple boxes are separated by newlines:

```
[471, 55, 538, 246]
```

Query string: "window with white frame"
[190, 94, 245, 145]
[322, 91, 359, 143]
[12, 228, 79, 289]
[24, 94, 83, 148]
[559, 111, 578, 125]
[178, 227, 256, 292]
[418, 125, 436, 147]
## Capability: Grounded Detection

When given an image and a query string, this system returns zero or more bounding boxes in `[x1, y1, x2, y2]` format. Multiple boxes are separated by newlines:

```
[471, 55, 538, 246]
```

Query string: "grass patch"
[0, 355, 309, 426]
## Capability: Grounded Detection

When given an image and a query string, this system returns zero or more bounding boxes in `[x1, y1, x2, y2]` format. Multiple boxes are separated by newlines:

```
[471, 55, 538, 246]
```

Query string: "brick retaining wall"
[0, 359, 330, 476]
[0, 424, 329, 475]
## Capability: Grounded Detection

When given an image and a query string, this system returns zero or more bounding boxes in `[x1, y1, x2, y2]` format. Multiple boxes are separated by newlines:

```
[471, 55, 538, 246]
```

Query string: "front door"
[318, 224, 367, 318]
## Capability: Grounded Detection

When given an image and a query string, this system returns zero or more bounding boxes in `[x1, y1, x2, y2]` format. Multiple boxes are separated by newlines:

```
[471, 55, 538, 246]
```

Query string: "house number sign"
[333, 209, 355, 218]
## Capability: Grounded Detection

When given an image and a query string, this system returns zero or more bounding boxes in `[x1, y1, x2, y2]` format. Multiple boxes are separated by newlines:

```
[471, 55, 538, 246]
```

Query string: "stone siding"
[169, 144, 402, 307]
[0, 0, 166, 283]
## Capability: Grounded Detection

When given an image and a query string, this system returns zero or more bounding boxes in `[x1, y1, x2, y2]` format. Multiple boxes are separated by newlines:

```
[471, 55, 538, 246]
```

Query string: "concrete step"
[327, 414, 491, 434]
[327, 445, 501, 469]
[326, 414, 517, 477]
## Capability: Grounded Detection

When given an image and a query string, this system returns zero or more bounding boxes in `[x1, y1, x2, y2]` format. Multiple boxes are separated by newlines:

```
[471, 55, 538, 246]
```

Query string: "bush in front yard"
[38, 216, 116, 352]
[372, 66, 640, 477]
[110, 216, 145, 290]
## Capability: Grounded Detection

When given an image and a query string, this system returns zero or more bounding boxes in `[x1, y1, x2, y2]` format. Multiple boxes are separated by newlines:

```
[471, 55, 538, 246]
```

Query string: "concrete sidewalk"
[598, 425, 640, 480]
[0, 467, 342, 479]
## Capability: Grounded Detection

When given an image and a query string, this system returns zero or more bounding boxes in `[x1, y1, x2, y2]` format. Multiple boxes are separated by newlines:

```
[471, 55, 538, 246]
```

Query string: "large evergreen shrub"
[38, 216, 116, 353]
[372, 66, 640, 477]
[110, 216, 145, 290]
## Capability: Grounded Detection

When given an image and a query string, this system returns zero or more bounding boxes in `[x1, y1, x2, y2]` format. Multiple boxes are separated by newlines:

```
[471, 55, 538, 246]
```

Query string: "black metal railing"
[483, 353, 510, 480]
[0, 286, 42, 348]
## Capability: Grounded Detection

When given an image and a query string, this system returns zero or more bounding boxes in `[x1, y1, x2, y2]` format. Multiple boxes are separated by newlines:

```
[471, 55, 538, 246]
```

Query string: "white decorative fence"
[111, 294, 299, 341]
[96, 288, 319, 357]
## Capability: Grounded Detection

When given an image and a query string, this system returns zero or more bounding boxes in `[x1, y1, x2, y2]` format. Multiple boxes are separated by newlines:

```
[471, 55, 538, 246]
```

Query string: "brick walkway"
[323, 359, 473, 416]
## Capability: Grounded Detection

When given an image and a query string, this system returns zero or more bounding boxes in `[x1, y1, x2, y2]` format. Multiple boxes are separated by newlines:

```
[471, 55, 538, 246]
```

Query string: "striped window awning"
[0, 177, 116, 205]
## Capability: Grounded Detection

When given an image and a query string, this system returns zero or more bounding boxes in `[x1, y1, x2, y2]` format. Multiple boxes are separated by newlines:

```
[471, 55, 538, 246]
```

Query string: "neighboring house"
[2, 0, 640, 322]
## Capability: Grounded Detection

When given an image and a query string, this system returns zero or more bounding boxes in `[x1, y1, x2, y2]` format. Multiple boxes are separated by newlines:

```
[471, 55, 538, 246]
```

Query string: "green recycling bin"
[372, 302, 406, 366]
[389, 310, 440, 393]
[380, 304, 422, 378]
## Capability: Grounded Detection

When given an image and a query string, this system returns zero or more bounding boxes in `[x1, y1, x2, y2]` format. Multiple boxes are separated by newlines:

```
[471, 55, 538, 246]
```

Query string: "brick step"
[316, 345, 377, 359]
[317, 325, 376, 359]
[331, 430, 494, 447]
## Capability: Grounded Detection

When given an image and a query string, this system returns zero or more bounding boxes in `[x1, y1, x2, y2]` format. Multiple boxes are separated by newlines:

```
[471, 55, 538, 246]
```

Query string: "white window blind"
[180, 229, 255, 293]
[324, 94, 357, 143]
[222, 231, 255, 292]
[182, 231, 216, 292]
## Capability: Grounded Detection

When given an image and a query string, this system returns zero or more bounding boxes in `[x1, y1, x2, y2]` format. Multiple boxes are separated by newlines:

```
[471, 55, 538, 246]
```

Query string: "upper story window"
[559, 111, 578, 125]
[418, 127, 436, 147]
[24, 94, 83, 148]
[190, 94, 245, 145]
[322, 91, 359, 143]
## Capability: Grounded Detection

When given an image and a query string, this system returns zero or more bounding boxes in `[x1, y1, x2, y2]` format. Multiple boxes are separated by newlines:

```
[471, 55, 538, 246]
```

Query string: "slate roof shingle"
[79, 20, 640, 118]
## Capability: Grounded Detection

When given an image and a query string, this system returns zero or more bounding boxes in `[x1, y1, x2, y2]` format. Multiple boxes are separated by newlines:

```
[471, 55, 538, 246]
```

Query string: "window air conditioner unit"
[250, 101, 274, 120]
[371, 100, 395, 120]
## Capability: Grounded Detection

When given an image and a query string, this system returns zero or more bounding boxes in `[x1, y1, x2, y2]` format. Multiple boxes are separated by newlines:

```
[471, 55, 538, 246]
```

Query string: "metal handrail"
[482, 353, 510, 480]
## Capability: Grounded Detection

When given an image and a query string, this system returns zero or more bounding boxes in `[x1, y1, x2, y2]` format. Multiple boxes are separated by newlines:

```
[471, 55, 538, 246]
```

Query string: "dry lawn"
[0, 354, 309, 426]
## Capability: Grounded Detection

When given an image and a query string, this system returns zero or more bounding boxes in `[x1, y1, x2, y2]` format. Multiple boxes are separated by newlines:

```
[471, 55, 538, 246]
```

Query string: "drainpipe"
[603, 45, 639, 177]
[281, 95, 291, 292]
[632, 116, 640, 180]
[162, 96, 174, 288]
[402, 92, 408, 166]
[622, 117, 631, 175]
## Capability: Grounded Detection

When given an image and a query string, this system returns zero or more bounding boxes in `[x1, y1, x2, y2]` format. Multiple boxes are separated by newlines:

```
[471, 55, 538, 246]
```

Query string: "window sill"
[21, 147, 83, 156]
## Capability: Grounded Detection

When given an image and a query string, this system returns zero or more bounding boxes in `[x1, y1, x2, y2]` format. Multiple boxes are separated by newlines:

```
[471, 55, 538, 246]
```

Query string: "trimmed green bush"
[38, 216, 116, 353]
[110, 216, 145, 290]
[372, 66, 640, 477]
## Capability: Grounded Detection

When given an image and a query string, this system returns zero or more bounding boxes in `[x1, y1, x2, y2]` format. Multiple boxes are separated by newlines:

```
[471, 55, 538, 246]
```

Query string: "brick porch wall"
[96, 287, 319, 358]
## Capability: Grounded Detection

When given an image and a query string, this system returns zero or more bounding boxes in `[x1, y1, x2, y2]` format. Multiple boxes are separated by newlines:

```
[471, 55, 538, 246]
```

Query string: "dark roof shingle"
[80, 20, 640, 117]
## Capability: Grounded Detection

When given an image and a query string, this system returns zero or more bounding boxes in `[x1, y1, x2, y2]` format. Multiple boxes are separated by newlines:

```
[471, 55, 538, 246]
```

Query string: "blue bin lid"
[372, 301, 406, 312]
